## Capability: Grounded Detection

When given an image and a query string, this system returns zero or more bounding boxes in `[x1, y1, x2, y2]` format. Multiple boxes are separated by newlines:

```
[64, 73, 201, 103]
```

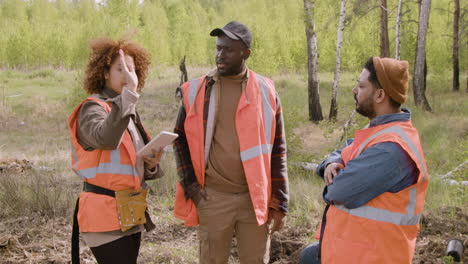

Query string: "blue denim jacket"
[316, 108, 419, 209]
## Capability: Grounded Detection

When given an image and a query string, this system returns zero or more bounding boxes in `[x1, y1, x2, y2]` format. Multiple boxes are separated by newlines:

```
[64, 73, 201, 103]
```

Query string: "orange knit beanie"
[372, 57, 409, 104]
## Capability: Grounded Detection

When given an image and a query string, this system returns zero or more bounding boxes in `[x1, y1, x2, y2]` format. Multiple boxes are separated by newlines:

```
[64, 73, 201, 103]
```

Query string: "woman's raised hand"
[119, 49, 138, 93]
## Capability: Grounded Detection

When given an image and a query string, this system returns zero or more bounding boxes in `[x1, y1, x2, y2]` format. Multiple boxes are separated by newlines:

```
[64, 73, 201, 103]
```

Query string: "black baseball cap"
[210, 21, 252, 48]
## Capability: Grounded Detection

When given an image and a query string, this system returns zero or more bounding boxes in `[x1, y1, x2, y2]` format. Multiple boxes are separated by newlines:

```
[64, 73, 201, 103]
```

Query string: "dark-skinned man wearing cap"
[299, 57, 429, 264]
[172, 21, 288, 264]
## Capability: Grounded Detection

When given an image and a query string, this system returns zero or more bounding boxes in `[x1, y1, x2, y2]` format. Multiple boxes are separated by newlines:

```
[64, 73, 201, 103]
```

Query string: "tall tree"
[413, 0, 432, 111]
[452, 0, 460, 91]
[395, 0, 403, 59]
[304, 0, 323, 122]
[329, 0, 347, 121]
[380, 0, 390, 58]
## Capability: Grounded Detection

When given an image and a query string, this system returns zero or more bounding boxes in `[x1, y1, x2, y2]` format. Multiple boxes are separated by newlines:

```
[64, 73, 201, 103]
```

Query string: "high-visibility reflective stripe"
[335, 204, 420, 225]
[71, 143, 79, 170]
[77, 163, 138, 179]
[188, 79, 199, 107]
[72, 145, 78, 162]
[335, 187, 420, 225]
[256, 74, 273, 143]
[406, 185, 417, 214]
[75, 149, 139, 179]
[111, 148, 120, 163]
[240, 144, 273, 162]
[204, 86, 216, 165]
[239, 75, 275, 162]
[356, 126, 428, 181]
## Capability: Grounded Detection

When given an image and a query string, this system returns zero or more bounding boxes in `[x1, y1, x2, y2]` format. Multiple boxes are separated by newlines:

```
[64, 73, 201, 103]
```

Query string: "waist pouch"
[115, 187, 148, 232]
[72, 182, 155, 263]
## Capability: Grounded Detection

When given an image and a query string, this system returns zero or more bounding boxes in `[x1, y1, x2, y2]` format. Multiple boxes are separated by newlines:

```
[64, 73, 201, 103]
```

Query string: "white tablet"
[136, 131, 178, 158]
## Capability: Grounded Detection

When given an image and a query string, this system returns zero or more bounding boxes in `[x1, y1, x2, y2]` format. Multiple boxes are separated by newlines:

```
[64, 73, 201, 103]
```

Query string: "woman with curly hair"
[68, 36, 163, 264]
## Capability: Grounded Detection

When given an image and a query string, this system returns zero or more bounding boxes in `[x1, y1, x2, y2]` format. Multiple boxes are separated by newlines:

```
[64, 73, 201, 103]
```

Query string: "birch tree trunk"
[452, 0, 460, 91]
[304, 0, 323, 122]
[380, 0, 390, 58]
[395, 0, 403, 59]
[329, 0, 347, 121]
[413, 0, 432, 111]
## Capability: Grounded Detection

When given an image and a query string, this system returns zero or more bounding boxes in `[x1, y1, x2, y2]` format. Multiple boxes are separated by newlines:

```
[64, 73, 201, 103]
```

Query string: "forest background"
[0, 0, 467, 263]
[1, 0, 466, 74]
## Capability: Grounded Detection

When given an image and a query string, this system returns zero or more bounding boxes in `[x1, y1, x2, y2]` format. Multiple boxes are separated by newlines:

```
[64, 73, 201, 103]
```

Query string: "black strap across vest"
[71, 182, 115, 264]
[317, 204, 330, 261]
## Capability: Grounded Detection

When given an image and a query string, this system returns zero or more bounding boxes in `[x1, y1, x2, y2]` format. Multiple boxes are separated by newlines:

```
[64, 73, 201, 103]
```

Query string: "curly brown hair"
[83, 36, 151, 94]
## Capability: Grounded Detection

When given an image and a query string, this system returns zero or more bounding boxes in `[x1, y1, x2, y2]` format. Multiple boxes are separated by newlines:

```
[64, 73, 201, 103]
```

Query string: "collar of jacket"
[205, 67, 250, 86]
[369, 107, 411, 128]
[94, 87, 142, 125]
[93, 87, 119, 100]
[204, 67, 251, 105]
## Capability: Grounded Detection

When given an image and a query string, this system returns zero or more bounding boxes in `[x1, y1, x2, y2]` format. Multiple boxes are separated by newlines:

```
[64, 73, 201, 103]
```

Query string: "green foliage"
[3, 0, 464, 74]
[441, 255, 454, 264]
[275, 75, 309, 157]
[66, 70, 87, 112]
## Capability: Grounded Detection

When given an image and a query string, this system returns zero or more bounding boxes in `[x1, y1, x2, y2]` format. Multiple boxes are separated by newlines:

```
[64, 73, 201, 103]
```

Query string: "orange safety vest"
[173, 70, 278, 227]
[68, 96, 142, 232]
[320, 121, 429, 264]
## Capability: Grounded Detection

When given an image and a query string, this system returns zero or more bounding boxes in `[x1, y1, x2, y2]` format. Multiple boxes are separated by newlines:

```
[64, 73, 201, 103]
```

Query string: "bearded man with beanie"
[173, 21, 288, 264]
[299, 57, 429, 264]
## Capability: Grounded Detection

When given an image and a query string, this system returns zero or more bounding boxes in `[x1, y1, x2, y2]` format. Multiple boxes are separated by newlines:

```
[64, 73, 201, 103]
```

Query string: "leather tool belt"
[71, 182, 155, 263]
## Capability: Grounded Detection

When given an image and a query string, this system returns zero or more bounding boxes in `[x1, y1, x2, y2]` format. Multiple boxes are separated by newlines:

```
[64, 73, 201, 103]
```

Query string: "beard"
[216, 59, 245, 76]
[355, 94, 376, 119]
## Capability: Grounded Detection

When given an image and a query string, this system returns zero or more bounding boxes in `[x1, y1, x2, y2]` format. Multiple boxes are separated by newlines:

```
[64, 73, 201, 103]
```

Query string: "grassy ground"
[0, 67, 467, 263]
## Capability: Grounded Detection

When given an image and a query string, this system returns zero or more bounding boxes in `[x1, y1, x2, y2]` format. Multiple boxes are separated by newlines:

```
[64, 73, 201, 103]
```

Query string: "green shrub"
[2, 0, 463, 74]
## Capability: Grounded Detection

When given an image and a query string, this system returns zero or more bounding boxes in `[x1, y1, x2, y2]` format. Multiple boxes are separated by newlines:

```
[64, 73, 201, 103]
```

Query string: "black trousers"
[90, 232, 141, 264]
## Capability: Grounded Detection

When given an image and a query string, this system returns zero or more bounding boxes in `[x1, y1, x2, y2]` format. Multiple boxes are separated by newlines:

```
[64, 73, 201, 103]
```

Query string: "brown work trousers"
[197, 187, 270, 264]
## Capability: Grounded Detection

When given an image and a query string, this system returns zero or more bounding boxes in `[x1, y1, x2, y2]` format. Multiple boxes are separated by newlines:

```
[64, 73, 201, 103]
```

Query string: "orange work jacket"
[321, 121, 429, 264]
[174, 70, 278, 227]
[68, 96, 142, 232]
